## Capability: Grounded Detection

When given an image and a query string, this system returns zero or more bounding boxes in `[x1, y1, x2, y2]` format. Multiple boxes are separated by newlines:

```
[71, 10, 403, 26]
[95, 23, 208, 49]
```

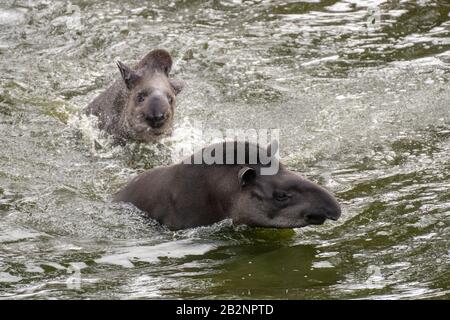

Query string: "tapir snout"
[145, 93, 171, 128]
[299, 177, 341, 225]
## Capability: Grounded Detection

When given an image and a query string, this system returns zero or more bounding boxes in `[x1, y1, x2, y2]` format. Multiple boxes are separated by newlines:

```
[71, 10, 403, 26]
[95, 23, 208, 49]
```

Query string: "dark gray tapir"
[114, 141, 341, 230]
[85, 49, 184, 143]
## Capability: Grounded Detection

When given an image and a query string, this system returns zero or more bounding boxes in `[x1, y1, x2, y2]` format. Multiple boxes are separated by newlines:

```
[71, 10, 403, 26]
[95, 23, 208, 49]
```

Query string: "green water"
[0, 0, 449, 299]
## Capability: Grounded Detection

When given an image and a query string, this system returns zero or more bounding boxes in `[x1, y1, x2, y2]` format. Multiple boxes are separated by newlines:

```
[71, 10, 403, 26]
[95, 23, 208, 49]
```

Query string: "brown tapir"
[114, 141, 341, 230]
[85, 49, 184, 143]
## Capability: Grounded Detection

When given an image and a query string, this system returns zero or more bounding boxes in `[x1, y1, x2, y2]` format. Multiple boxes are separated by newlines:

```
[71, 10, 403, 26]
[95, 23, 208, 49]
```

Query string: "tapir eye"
[137, 92, 146, 103]
[167, 95, 173, 104]
[273, 191, 290, 202]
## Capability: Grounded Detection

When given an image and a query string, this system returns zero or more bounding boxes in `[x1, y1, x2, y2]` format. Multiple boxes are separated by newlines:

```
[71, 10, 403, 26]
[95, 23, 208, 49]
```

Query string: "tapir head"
[117, 49, 184, 141]
[231, 165, 341, 228]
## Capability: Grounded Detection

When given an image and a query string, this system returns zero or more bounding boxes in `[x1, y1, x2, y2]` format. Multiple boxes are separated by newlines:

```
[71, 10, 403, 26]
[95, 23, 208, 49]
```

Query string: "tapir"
[114, 141, 341, 230]
[85, 49, 184, 143]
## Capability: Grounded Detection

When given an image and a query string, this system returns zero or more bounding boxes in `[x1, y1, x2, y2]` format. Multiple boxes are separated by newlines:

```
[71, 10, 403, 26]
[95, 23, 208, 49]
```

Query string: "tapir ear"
[117, 61, 140, 90]
[138, 49, 172, 76]
[169, 78, 185, 95]
[238, 166, 256, 187]
[266, 139, 279, 157]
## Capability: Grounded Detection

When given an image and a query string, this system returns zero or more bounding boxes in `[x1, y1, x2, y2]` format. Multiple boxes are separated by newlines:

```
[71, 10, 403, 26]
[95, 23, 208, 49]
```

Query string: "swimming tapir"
[114, 141, 341, 230]
[85, 49, 184, 143]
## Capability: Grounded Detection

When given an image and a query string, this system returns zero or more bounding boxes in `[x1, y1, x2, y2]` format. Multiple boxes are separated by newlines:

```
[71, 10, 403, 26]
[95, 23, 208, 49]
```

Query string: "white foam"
[95, 239, 215, 268]
[0, 272, 22, 283]
[67, 114, 120, 158]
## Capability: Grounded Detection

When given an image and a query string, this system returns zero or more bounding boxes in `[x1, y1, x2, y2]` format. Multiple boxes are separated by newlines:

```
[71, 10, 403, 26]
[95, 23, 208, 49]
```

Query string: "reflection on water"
[0, 0, 449, 299]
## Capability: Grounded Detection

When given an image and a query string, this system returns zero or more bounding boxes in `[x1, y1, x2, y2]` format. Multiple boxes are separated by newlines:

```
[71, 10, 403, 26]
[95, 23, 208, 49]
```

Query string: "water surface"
[0, 0, 449, 299]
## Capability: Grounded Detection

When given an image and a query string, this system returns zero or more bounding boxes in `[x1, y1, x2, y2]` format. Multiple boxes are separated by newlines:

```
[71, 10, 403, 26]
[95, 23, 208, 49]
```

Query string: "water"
[0, 0, 449, 299]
